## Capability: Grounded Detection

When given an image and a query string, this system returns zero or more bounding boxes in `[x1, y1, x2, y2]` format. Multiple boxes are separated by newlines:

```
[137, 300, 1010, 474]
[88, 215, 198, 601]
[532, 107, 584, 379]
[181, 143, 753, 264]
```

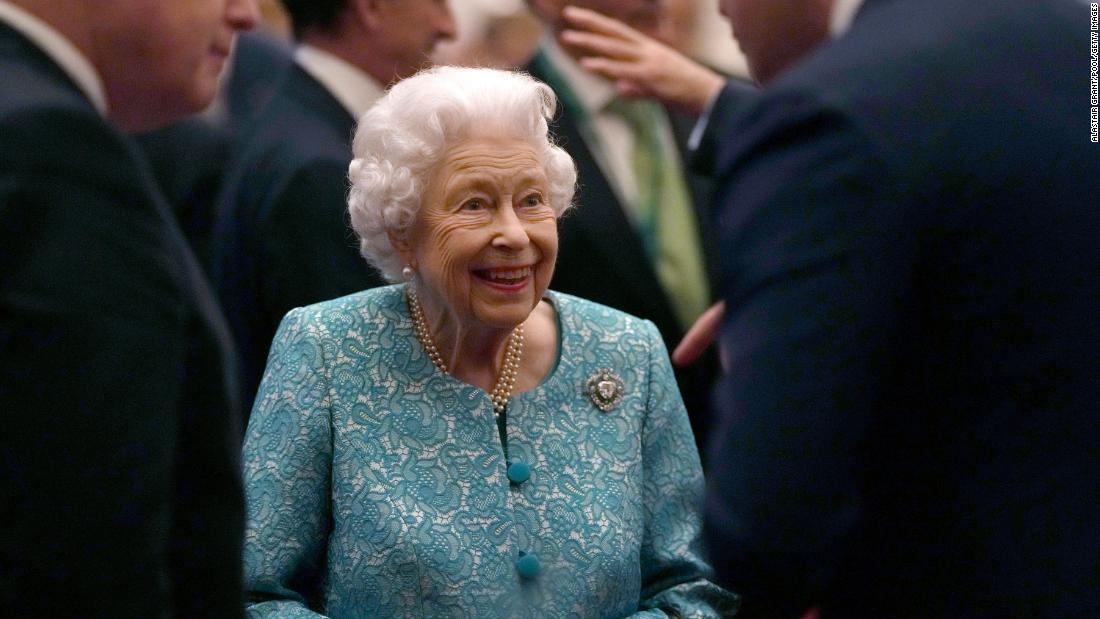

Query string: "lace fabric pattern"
[242, 284, 738, 618]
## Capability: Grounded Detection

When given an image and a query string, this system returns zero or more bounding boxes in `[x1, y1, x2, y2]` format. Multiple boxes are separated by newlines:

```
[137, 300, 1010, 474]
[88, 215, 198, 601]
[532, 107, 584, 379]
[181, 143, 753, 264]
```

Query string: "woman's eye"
[462, 198, 484, 211]
[522, 193, 543, 207]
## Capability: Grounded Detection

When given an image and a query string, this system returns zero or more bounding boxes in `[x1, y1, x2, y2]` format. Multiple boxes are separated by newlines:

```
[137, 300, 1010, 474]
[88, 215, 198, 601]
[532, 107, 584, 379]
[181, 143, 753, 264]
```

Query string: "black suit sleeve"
[0, 106, 242, 616]
[704, 91, 914, 616]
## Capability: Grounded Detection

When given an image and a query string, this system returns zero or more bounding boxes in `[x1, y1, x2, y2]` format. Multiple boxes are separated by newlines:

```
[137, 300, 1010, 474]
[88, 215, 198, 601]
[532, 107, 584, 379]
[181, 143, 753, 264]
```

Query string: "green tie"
[606, 97, 710, 330]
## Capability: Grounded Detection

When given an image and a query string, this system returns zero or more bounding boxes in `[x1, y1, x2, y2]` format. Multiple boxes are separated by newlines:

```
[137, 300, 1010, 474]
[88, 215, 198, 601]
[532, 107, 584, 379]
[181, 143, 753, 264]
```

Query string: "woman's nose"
[491, 206, 530, 249]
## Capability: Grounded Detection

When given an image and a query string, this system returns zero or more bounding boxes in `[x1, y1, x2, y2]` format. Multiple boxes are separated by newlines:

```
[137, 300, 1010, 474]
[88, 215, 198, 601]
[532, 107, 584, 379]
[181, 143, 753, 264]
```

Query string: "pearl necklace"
[407, 288, 524, 417]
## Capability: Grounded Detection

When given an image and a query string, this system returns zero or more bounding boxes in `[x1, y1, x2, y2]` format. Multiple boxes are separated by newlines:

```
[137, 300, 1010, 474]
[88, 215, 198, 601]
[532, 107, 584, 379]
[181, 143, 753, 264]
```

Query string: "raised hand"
[559, 5, 724, 116]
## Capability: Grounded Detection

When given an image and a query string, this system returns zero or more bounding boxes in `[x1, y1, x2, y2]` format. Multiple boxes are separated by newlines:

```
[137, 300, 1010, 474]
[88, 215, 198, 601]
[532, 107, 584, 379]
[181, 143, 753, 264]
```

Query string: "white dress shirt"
[0, 0, 107, 116]
[294, 44, 384, 122]
[830, 0, 868, 37]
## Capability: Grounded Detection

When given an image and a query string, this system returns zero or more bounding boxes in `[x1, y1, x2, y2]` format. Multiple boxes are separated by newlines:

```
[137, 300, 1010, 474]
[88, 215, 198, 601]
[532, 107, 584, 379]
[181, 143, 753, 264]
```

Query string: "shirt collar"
[539, 35, 617, 115]
[294, 44, 384, 121]
[830, 0, 868, 37]
[0, 1, 108, 116]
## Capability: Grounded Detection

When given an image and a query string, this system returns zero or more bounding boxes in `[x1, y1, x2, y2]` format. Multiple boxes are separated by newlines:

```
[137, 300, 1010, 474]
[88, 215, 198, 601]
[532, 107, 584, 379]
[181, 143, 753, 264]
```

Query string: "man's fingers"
[616, 82, 647, 98]
[562, 5, 643, 41]
[577, 56, 647, 85]
[560, 29, 638, 61]
[672, 302, 726, 367]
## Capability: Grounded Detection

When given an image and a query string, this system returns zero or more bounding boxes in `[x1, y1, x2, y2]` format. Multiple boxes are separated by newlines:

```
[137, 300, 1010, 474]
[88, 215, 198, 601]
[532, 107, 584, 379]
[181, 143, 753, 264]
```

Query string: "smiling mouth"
[474, 266, 533, 287]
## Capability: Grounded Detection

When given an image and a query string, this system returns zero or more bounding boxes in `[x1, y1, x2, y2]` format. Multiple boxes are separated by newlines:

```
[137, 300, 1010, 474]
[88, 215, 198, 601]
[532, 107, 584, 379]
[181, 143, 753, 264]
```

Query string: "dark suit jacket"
[691, 78, 758, 178]
[704, 0, 1100, 616]
[213, 65, 386, 418]
[0, 23, 243, 616]
[526, 52, 721, 449]
[222, 29, 294, 134]
[136, 116, 233, 267]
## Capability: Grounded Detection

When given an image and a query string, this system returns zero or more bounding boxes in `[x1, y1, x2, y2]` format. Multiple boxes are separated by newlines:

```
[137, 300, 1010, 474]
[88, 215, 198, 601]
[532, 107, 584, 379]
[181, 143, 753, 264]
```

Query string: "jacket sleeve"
[634, 321, 741, 618]
[242, 307, 335, 619]
[705, 88, 907, 616]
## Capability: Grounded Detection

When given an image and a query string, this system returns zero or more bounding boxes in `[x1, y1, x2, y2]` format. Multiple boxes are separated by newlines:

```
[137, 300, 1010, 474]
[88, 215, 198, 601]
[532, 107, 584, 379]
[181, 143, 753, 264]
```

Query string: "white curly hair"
[347, 66, 577, 282]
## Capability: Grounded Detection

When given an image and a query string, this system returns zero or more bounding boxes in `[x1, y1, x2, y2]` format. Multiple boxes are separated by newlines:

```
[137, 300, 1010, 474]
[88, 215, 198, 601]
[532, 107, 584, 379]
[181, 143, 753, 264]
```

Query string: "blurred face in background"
[656, 0, 697, 51]
[91, 0, 259, 131]
[371, 0, 457, 82]
[718, 0, 831, 84]
[532, 0, 661, 38]
[581, 0, 661, 37]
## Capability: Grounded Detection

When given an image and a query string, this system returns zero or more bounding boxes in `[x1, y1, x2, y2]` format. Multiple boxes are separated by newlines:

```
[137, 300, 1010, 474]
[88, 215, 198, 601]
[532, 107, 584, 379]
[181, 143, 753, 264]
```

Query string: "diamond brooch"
[585, 368, 624, 412]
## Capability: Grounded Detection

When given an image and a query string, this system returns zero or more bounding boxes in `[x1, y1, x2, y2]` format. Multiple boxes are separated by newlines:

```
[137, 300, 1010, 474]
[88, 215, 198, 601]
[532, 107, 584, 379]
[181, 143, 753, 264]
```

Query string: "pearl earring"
[401, 265, 415, 281]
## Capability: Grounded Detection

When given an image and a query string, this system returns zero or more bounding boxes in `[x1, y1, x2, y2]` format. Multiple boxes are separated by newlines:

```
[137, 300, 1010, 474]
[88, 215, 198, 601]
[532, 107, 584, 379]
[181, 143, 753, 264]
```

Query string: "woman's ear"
[388, 229, 416, 268]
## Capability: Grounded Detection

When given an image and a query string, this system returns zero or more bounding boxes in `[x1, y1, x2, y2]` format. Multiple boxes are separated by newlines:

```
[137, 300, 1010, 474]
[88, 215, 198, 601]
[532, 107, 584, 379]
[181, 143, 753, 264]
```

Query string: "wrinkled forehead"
[434, 138, 548, 191]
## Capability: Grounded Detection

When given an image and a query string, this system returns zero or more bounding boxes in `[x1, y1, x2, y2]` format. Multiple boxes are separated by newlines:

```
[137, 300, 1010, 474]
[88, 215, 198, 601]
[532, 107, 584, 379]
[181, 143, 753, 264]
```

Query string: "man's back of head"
[717, 0, 833, 84]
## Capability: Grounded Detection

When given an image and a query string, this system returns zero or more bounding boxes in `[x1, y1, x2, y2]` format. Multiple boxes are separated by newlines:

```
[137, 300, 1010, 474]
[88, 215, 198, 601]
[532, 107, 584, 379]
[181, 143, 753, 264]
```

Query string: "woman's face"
[401, 134, 558, 331]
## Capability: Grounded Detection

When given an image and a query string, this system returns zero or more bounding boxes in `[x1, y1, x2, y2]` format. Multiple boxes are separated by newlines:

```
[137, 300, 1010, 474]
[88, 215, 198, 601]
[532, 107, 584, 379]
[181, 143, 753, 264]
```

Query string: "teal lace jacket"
[242, 285, 738, 618]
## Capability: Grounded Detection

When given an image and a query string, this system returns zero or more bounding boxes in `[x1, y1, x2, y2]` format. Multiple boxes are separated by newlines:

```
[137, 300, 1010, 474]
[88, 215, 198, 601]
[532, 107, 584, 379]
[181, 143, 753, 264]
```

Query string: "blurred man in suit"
[525, 0, 721, 450]
[0, 0, 257, 615]
[700, 0, 1100, 616]
[213, 0, 456, 416]
[135, 28, 294, 268]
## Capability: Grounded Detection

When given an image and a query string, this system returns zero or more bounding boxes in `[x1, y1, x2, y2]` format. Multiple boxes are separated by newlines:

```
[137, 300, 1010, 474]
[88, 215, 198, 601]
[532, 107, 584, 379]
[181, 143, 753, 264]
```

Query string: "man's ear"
[351, 0, 385, 31]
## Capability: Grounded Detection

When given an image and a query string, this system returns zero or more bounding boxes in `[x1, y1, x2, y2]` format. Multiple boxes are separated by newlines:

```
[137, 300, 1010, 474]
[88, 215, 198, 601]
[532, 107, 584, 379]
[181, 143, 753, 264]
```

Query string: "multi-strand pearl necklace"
[406, 288, 524, 417]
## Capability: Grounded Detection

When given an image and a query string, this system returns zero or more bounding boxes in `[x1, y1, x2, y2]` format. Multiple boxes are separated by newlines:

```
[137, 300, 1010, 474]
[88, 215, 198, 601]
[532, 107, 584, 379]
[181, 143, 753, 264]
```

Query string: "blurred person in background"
[133, 0, 292, 264]
[522, 0, 722, 453]
[240, 66, 738, 618]
[704, 0, 1100, 615]
[566, 0, 1100, 615]
[0, 0, 257, 615]
[134, 26, 293, 267]
[433, 0, 542, 69]
[212, 0, 456, 420]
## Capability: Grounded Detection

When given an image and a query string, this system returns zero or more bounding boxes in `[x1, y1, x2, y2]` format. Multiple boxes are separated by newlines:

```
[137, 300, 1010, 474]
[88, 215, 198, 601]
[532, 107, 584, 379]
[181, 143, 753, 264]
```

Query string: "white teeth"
[487, 267, 531, 281]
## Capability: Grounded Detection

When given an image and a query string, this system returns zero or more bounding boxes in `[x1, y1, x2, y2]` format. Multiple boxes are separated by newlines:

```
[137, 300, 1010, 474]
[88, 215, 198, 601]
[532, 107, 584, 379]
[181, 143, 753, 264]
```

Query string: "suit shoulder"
[0, 55, 87, 114]
[226, 103, 352, 198]
[233, 68, 353, 162]
[0, 91, 134, 186]
[0, 63, 107, 138]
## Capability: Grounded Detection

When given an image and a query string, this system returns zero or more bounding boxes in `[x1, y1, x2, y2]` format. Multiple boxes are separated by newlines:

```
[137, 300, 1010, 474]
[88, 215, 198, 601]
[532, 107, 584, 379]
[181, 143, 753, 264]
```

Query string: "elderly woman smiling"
[241, 67, 737, 618]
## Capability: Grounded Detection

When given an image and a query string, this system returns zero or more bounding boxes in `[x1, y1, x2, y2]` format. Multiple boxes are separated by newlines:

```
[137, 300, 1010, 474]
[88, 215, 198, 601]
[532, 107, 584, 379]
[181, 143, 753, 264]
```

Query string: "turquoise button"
[507, 460, 531, 484]
[516, 552, 540, 579]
